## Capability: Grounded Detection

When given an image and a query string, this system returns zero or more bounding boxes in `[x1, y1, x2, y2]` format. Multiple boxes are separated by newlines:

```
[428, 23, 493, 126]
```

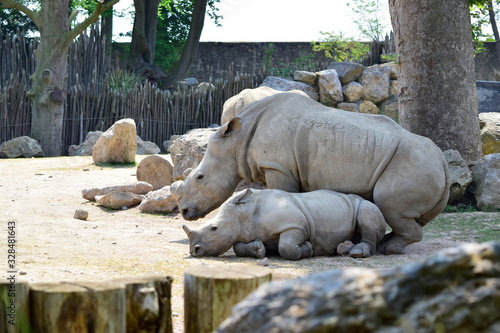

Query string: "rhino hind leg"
[278, 229, 313, 260]
[233, 239, 266, 258]
[349, 201, 387, 258]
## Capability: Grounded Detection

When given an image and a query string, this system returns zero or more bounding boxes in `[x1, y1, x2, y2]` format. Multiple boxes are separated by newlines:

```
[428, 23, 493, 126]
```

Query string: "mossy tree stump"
[184, 263, 271, 333]
[136, 155, 173, 190]
[0, 281, 30, 333]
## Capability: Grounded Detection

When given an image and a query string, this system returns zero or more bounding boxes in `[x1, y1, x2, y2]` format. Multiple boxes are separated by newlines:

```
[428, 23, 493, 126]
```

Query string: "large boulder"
[169, 128, 217, 181]
[359, 65, 391, 103]
[0, 136, 44, 158]
[217, 242, 500, 332]
[82, 181, 153, 201]
[260, 76, 318, 101]
[327, 62, 364, 84]
[479, 112, 500, 155]
[316, 69, 343, 105]
[92, 118, 137, 164]
[472, 153, 500, 210]
[444, 149, 473, 203]
[293, 71, 316, 85]
[68, 131, 103, 156]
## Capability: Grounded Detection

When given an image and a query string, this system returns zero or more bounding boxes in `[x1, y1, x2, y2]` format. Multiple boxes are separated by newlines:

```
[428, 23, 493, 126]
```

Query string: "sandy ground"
[1, 155, 499, 332]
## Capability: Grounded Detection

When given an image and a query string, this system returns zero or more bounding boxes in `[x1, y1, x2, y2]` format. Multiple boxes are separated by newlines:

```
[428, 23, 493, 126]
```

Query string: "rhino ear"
[216, 117, 242, 138]
[233, 189, 252, 205]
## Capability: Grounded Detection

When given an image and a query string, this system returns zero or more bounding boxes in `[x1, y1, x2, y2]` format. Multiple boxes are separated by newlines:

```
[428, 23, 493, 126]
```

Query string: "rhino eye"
[196, 174, 204, 181]
[211, 226, 217, 231]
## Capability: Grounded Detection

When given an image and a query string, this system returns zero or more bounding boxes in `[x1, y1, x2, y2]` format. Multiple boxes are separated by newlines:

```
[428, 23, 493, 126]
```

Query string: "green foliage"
[155, 0, 221, 71]
[443, 204, 479, 213]
[262, 43, 276, 72]
[346, 0, 386, 42]
[103, 68, 143, 92]
[0, 0, 38, 35]
[381, 52, 400, 64]
[312, 31, 369, 63]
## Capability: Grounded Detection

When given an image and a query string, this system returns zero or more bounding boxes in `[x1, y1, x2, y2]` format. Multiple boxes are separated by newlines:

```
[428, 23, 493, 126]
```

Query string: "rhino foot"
[337, 240, 355, 256]
[233, 239, 266, 258]
[349, 243, 372, 258]
[378, 232, 406, 255]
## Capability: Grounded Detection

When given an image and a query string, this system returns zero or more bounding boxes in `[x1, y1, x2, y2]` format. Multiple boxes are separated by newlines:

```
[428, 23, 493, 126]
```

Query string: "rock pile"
[261, 61, 400, 121]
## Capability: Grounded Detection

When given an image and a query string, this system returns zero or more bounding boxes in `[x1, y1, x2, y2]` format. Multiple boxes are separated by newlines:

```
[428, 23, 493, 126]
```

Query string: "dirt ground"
[1, 155, 499, 332]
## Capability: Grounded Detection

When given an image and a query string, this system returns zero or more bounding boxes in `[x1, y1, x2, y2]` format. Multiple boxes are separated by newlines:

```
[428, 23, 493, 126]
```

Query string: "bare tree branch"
[0, 0, 42, 28]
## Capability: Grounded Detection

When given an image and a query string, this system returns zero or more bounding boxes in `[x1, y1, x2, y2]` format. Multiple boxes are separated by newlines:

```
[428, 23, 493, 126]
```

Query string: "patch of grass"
[442, 204, 479, 213]
[94, 161, 137, 169]
[427, 212, 500, 243]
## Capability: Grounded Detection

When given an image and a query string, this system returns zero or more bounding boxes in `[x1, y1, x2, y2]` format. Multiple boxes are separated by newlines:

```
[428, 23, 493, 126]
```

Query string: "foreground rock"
[217, 242, 500, 332]
[0, 136, 44, 158]
[138, 186, 178, 213]
[92, 118, 137, 164]
[444, 149, 473, 203]
[68, 131, 103, 156]
[472, 153, 500, 210]
[96, 192, 143, 209]
[82, 182, 153, 201]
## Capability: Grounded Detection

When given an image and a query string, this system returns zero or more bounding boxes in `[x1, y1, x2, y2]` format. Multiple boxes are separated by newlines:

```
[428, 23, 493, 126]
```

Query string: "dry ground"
[1, 155, 499, 332]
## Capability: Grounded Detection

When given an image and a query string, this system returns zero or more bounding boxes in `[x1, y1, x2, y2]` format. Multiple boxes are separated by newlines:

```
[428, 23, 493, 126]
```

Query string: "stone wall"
[188, 42, 331, 82]
[188, 41, 499, 82]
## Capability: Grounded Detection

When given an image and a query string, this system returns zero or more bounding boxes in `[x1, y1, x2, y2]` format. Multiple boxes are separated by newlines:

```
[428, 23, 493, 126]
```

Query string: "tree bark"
[184, 264, 272, 333]
[0, 0, 118, 156]
[389, 0, 482, 161]
[129, 0, 161, 67]
[163, 0, 208, 88]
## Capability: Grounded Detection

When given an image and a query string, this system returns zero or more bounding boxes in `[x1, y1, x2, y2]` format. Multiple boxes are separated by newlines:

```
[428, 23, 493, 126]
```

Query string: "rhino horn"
[183, 224, 193, 236]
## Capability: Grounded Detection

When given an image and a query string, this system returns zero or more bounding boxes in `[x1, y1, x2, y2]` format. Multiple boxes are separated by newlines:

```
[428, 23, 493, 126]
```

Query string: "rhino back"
[238, 93, 437, 197]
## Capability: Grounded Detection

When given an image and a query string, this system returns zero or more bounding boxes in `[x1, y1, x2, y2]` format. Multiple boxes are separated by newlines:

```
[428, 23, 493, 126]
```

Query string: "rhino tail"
[416, 153, 451, 226]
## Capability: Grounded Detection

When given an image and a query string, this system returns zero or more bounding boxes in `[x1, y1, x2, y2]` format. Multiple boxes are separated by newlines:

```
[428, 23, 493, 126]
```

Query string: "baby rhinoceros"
[182, 189, 386, 260]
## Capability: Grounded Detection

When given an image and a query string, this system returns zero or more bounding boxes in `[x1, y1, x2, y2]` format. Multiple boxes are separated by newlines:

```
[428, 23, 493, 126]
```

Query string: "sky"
[113, 0, 393, 43]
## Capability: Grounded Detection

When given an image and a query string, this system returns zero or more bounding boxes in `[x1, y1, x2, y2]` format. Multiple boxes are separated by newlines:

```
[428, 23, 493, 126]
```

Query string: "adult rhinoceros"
[171, 93, 450, 254]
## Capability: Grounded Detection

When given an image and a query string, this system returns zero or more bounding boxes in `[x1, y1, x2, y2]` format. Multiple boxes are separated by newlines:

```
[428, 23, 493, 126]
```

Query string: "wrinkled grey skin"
[171, 93, 450, 254]
[183, 189, 386, 260]
[221, 86, 308, 125]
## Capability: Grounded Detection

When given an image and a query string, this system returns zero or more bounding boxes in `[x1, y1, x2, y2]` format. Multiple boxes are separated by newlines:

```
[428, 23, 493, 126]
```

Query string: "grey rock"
[444, 149, 473, 203]
[96, 191, 143, 210]
[217, 242, 500, 333]
[0, 136, 44, 158]
[136, 136, 161, 155]
[337, 102, 359, 113]
[82, 181, 153, 201]
[327, 62, 364, 84]
[68, 131, 103, 156]
[293, 71, 316, 85]
[169, 128, 218, 181]
[260, 76, 318, 101]
[342, 81, 363, 103]
[359, 65, 391, 103]
[74, 209, 89, 221]
[316, 69, 343, 105]
[472, 153, 500, 210]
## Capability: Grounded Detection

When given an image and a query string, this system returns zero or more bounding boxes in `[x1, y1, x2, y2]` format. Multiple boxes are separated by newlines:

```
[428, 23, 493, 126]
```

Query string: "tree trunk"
[389, 0, 482, 161]
[184, 264, 272, 333]
[163, 0, 208, 88]
[488, 1, 500, 68]
[102, 0, 114, 51]
[129, 0, 161, 67]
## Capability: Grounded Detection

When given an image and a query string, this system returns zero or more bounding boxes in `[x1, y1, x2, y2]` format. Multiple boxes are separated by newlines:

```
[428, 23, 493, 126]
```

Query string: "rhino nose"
[193, 244, 202, 256]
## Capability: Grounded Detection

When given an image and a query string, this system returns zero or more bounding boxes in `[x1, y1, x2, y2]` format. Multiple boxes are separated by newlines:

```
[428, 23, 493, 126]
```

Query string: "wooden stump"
[0, 281, 30, 333]
[136, 155, 174, 190]
[114, 275, 173, 333]
[184, 263, 272, 333]
[30, 281, 126, 333]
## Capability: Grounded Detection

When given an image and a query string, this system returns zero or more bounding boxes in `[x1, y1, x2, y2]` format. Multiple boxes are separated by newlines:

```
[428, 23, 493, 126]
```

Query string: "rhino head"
[182, 190, 253, 257]
[171, 118, 243, 220]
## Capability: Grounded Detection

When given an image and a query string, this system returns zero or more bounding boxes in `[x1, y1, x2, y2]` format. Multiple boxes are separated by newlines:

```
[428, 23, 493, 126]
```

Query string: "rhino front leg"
[278, 229, 313, 260]
[262, 167, 300, 192]
[233, 239, 266, 258]
[349, 201, 387, 258]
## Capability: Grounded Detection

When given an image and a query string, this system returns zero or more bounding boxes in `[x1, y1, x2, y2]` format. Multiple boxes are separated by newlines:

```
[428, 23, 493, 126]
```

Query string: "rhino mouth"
[181, 206, 207, 221]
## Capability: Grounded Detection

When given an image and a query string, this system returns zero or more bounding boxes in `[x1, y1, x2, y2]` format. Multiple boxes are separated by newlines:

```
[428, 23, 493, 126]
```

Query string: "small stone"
[74, 209, 89, 221]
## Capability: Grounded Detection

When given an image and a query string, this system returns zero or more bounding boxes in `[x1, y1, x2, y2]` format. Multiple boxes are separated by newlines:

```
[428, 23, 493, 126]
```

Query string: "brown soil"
[1, 155, 498, 332]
